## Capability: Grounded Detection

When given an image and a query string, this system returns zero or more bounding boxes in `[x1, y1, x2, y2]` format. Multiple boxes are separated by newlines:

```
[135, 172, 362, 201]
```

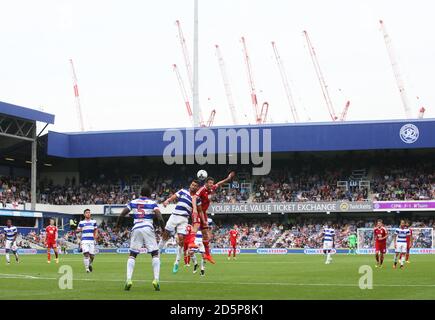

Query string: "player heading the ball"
[189, 171, 236, 265]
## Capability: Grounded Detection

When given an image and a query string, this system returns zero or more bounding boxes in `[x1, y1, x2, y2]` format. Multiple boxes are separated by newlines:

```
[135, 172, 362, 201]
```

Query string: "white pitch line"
[1, 273, 435, 288]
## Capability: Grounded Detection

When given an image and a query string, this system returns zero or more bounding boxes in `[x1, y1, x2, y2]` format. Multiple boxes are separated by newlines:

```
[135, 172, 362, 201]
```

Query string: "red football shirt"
[45, 225, 58, 242]
[374, 227, 387, 244]
[229, 229, 238, 242]
[196, 184, 218, 212]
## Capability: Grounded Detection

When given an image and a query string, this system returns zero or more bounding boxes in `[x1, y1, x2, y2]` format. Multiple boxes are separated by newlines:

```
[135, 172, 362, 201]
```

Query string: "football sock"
[55, 251, 58, 259]
[405, 253, 410, 261]
[400, 255, 405, 266]
[175, 245, 183, 264]
[47, 252, 51, 261]
[152, 256, 160, 281]
[375, 253, 379, 263]
[5, 253, 10, 263]
[191, 254, 198, 265]
[201, 258, 206, 270]
[126, 256, 135, 281]
[84, 257, 90, 270]
[228, 249, 232, 257]
[203, 240, 210, 256]
[233, 248, 236, 257]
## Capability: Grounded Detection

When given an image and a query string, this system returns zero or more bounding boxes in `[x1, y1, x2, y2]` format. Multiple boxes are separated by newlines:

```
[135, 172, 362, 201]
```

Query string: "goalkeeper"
[347, 232, 357, 255]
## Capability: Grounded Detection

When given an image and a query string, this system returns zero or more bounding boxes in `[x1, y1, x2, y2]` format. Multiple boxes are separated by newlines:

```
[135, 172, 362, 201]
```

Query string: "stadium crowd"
[0, 160, 433, 207]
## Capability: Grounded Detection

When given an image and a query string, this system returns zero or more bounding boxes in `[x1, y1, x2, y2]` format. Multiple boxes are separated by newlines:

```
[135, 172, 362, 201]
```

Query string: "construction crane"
[173, 64, 215, 127]
[379, 20, 412, 119]
[175, 20, 194, 92]
[206, 109, 216, 127]
[259, 102, 269, 124]
[271, 41, 299, 123]
[173, 64, 194, 126]
[339, 100, 351, 121]
[175, 20, 206, 126]
[69, 59, 85, 131]
[241, 36, 267, 124]
[303, 31, 338, 121]
[215, 44, 238, 125]
[418, 106, 426, 119]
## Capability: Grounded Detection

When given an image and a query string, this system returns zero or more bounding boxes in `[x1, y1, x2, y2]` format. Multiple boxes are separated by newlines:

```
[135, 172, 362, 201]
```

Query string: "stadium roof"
[0, 100, 55, 124]
[47, 118, 435, 158]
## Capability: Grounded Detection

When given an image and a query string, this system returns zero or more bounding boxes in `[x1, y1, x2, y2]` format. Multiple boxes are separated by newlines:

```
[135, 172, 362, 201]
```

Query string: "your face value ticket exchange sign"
[208, 201, 373, 214]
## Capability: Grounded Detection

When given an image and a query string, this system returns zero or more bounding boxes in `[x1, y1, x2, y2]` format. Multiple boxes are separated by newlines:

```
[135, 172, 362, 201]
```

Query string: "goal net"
[357, 228, 434, 254]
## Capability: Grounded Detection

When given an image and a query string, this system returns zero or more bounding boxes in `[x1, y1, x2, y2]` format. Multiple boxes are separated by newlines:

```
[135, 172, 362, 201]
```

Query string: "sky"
[0, 0, 434, 133]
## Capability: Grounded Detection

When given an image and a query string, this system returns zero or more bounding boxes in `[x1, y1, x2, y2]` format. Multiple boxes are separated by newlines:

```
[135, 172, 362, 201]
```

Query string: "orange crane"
[69, 59, 85, 131]
[303, 31, 339, 121]
[241, 36, 268, 124]
[176, 19, 216, 126]
[215, 44, 238, 125]
[173, 64, 194, 126]
[271, 41, 299, 123]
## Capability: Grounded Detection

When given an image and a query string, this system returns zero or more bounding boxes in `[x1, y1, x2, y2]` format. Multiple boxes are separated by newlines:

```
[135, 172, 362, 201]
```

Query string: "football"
[197, 170, 208, 180]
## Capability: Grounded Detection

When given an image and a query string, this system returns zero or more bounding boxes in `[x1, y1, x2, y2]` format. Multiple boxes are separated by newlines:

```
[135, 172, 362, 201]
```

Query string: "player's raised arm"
[163, 192, 179, 207]
[215, 171, 236, 188]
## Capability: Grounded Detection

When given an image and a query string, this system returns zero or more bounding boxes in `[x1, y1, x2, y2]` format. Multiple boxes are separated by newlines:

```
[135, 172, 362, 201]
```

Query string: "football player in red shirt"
[228, 225, 239, 260]
[405, 221, 413, 263]
[374, 219, 388, 268]
[191, 171, 236, 264]
[44, 218, 59, 264]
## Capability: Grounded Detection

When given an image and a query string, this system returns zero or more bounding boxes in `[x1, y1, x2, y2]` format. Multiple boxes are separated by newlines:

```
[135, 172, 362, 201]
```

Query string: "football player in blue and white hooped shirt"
[159, 179, 203, 274]
[2, 219, 19, 264]
[393, 220, 411, 269]
[322, 223, 335, 264]
[76, 209, 98, 273]
[115, 185, 165, 292]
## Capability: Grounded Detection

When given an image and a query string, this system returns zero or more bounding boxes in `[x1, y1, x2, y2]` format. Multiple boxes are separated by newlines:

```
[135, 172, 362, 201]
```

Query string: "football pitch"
[1, 253, 435, 300]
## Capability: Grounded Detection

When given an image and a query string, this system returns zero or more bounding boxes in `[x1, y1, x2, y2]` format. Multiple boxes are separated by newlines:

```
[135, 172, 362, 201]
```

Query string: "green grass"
[1, 253, 434, 300]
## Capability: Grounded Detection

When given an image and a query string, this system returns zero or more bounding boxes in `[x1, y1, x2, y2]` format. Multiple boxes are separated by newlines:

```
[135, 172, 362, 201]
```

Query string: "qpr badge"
[399, 124, 419, 144]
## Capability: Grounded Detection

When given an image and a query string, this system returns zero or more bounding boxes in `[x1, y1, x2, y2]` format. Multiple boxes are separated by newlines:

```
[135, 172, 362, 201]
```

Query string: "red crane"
[206, 109, 216, 127]
[69, 59, 85, 131]
[339, 101, 351, 121]
[173, 64, 194, 126]
[271, 41, 299, 123]
[176, 19, 218, 126]
[418, 106, 425, 119]
[215, 44, 238, 125]
[303, 31, 338, 121]
[241, 36, 268, 124]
